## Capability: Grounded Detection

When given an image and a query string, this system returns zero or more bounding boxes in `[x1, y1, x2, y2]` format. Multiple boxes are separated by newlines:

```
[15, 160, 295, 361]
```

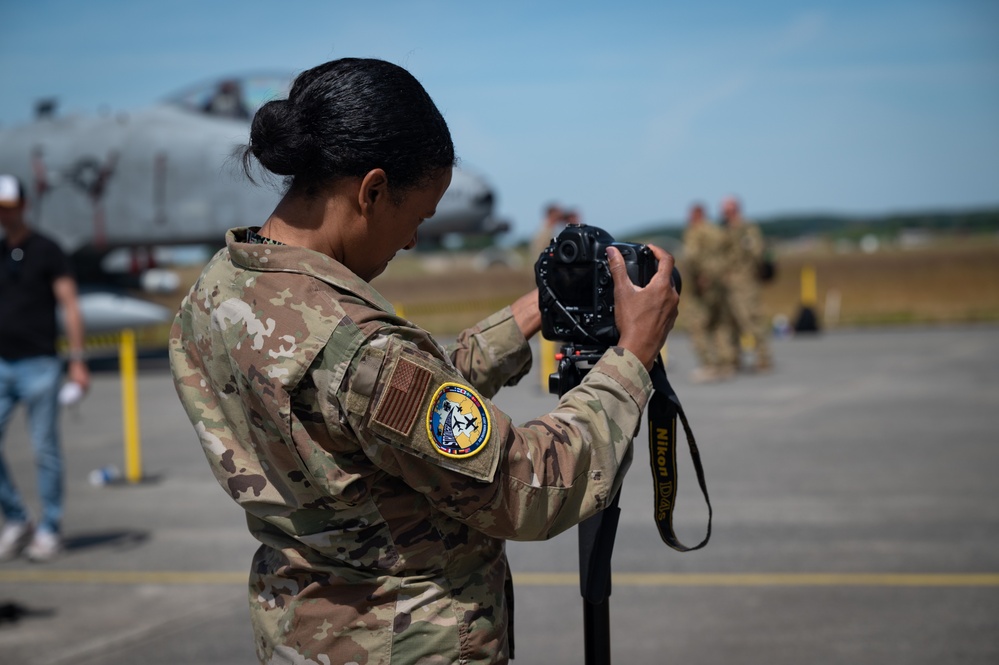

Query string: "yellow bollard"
[801, 265, 818, 307]
[119, 329, 143, 484]
[794, 265, 821, 333]
[540, 337, 556, 392]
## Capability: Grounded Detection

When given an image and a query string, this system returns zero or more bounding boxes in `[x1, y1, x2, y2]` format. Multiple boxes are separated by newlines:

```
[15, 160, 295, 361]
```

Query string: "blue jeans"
[0, 356, 64, 534]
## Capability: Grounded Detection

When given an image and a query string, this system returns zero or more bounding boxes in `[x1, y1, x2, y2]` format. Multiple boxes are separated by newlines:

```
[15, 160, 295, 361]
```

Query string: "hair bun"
[249, 100, 316, 177]
[240, 58, 454, 194]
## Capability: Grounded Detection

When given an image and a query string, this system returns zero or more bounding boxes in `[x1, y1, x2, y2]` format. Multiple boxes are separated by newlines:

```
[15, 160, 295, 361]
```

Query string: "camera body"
[536, 223, 675, 346]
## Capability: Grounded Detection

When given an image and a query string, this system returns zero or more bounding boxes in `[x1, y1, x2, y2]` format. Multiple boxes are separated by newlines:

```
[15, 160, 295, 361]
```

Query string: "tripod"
[549, 344, 620, 665]
[548, 342, 713, 663]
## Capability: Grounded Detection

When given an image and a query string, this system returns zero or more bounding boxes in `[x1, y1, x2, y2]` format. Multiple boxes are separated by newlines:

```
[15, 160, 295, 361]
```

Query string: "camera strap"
[647, 357, 712, 551]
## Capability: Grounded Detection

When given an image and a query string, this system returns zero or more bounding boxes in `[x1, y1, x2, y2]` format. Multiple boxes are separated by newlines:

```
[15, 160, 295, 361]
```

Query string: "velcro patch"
[372, 358, 432, 435]
[426, 383, 491, 459]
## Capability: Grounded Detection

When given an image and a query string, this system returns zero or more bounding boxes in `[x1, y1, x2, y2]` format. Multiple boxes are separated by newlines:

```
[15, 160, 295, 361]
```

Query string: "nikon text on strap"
[552, 346, 712, 665]
[647, 357, 712, 551]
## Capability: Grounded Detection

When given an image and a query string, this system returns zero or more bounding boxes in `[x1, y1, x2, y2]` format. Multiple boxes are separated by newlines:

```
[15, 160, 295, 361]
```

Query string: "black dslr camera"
[536, 226, 711, 570]
[535, 223, 679, 347]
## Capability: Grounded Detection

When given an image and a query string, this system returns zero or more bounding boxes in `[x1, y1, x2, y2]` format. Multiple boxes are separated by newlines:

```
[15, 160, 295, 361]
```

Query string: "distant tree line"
[625, 206, 999, 245]
[754, 207, 999, 241]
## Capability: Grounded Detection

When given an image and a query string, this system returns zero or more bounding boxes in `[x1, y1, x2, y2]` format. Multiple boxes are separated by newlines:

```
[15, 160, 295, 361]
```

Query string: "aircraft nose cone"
[69, 292, 173, 334]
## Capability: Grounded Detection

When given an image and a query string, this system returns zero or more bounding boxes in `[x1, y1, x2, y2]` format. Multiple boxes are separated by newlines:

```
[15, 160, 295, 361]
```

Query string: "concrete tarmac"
[0, 325, 997, 665]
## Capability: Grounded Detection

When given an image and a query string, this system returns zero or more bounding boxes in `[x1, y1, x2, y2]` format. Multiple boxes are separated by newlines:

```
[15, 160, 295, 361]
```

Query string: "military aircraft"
[0, 73, 510, 302]
[62, 292, 173, 335]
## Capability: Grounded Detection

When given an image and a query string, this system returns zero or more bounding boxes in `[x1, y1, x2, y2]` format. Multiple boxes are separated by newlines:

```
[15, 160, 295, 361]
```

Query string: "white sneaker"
[0, 521, 34, 561]
[25, 529, 62, 562]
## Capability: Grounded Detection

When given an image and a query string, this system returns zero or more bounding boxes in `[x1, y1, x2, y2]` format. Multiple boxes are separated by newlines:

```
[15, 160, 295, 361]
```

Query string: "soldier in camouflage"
[681, 203, 736, 382]
[720, 196, 773, 371]
[169, 58, 680, 665]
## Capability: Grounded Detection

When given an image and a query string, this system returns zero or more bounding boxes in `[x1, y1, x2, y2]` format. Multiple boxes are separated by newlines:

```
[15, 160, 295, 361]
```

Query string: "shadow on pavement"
[65, 529, 150, 553]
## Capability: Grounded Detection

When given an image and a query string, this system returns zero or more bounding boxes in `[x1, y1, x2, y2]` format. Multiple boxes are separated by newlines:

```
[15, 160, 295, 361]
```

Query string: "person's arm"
[336, 332, 651, 542]
[330, 248, 677, 542]
[509, 288, 542, 340]
[53, 276, 91, 393]
[748, 224, 766, 262]
[443, 289, 541, 398]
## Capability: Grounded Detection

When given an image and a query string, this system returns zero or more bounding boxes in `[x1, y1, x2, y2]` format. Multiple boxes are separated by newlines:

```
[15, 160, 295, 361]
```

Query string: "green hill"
[626, 206, 999, 245]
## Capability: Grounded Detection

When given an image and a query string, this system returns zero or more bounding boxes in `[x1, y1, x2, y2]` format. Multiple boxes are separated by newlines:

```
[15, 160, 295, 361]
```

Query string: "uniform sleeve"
[742, 225, 765, 262]
[337, 334, 652, 542]
[444, 306, 533, 398]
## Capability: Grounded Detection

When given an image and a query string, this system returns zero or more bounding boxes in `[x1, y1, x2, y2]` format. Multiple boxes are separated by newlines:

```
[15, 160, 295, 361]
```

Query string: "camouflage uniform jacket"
[681, 222, 726, 297]
[169, 228, 653, 665]
[723, 220, 765, 283]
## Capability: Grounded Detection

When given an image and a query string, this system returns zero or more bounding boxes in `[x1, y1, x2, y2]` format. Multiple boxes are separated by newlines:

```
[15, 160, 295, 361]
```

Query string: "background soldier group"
[681, 196, 773, 382]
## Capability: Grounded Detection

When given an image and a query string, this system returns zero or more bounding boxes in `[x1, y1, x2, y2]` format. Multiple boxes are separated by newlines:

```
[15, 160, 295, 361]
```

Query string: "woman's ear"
[357, 168, 389, 217]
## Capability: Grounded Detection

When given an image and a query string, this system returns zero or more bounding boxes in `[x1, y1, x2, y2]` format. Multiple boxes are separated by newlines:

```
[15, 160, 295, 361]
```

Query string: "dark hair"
[243, 58, 455, 196]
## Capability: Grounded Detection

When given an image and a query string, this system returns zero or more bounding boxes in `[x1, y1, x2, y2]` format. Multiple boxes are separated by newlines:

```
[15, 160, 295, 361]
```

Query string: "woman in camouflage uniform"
[170, 58, 679, 665]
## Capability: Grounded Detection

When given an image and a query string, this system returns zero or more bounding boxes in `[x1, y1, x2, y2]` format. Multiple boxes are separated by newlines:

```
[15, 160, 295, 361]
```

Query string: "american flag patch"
[373, 358, 432, 435]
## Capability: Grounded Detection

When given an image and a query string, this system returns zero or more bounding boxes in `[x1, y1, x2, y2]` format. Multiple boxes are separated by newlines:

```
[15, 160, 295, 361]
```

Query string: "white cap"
[0, 174, 24, 208]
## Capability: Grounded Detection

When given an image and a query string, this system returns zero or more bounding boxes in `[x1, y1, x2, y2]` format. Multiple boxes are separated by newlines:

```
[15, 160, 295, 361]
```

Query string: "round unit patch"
[426, 382, 491, 459]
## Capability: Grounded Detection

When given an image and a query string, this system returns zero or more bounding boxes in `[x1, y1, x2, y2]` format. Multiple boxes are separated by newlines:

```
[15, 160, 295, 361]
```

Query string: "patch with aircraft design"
[426, 382, 491, 459]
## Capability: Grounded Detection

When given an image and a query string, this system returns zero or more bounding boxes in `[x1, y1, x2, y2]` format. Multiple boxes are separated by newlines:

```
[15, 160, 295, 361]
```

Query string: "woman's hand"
[608, 245, 680, 370]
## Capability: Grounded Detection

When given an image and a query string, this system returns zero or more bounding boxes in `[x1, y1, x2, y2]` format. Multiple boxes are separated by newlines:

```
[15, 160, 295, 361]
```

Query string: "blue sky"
[2, 0, 997, 242]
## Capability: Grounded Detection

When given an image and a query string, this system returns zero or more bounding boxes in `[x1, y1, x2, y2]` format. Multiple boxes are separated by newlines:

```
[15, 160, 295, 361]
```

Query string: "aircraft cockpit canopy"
[166, 74, 292, 121]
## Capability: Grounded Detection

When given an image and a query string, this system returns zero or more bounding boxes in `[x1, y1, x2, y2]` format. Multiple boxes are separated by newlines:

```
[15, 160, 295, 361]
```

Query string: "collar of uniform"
[225, 227, 397, 315]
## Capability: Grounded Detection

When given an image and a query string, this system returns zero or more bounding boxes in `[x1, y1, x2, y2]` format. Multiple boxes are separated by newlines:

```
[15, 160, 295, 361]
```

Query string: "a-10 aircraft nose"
[64, 292, 173, 334]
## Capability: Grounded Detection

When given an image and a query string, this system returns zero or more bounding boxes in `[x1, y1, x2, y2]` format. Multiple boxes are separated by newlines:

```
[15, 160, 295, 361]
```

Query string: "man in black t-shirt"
[0, 174, 90, 562]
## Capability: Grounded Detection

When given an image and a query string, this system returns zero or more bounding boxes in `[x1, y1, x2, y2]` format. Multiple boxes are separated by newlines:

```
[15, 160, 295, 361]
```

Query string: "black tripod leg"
[578, 490, 622, 665]
[551, 345, 624, 665]
[583, 598, 611, 664]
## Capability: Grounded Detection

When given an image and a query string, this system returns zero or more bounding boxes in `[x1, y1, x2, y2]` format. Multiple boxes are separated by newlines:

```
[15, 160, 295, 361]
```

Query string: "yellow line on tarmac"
[2, 570, 999, 587]
[607, 573, 999, 587]
[0, 570, 247, 585]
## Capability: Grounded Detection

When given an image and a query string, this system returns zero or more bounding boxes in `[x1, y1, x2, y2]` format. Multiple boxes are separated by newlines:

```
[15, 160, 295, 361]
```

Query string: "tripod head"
[548, 344, 608, 396]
